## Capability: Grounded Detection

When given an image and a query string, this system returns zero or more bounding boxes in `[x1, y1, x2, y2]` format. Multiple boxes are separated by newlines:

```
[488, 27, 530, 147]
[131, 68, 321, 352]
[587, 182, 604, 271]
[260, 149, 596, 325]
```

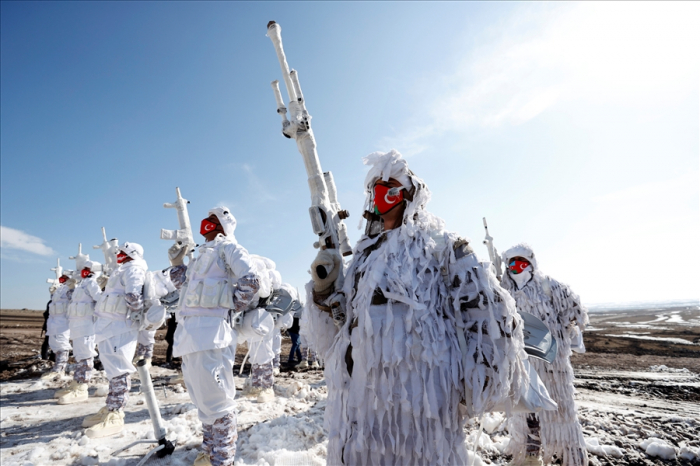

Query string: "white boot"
[257, 387, 275, 403]
[521, 456, 544, 466]
[310, 361, 320, 369]
[296, 360, 309, 370]
[193, 451, 212, 466]
[82, 406, 124, 428]
[54, 380, 78, 398]
[57, 383, 88, 405]
[273, 367, 280, 376]
[85, 410, 125, 438]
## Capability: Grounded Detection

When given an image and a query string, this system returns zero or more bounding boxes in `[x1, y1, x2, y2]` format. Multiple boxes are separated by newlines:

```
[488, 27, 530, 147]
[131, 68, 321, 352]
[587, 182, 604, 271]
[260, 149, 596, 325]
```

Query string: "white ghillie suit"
[502, 243, 589, 466]
[304, 150, 529, 465]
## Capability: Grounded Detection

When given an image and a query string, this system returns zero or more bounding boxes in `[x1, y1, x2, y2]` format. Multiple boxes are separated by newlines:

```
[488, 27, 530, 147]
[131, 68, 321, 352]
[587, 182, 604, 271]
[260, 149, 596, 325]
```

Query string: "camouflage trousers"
[303, 347, 317, 364]
[53, 350, 69, 373]
[106, 373, 131, 411]
[204, 411, 238, 466]
[272, 354, 280, 369]
[526, 413, 541, 456]
[251, 361, 274, 389]
[74, 357, 94, 383]
[136, 342, 154, 360]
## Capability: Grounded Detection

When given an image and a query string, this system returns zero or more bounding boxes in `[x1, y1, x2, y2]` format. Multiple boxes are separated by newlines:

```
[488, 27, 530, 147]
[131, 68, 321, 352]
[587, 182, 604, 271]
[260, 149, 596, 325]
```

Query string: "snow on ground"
[603, 334, 697, 345]
[2, 366, 699, 465]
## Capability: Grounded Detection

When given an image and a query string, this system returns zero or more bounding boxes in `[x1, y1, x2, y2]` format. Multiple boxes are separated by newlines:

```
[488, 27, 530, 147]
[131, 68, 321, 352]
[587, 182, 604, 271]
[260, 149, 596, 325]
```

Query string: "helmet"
[208, 207, 237, 239]
[120, 242, 144, 260]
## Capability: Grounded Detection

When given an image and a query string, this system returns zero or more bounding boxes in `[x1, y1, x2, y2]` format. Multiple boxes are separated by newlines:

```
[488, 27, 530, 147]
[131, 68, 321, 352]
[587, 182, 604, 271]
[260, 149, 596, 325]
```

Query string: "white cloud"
[384, 2, 700, 152]
[0, 226, 56, 256]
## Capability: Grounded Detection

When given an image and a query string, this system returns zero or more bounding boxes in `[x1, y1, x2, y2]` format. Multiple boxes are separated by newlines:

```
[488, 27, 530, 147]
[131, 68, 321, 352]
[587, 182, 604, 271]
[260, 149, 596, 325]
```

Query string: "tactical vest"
[179, 243, 235, 318]
[49, 286, 71, 316]
[95, 266, 138, 317]
[67, 279, 97, 319]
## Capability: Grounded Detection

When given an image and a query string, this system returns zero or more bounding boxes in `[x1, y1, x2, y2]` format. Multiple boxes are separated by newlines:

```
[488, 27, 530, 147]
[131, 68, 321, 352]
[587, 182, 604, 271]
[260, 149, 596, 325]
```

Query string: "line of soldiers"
[40, 153, 588, 466]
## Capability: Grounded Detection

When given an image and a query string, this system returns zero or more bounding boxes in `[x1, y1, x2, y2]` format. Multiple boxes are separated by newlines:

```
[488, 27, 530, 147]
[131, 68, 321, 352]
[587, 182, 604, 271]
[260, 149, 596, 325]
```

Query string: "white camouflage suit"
[238, 255, 281, 390]
[47, 281, 74, 374]
[94, 245, 147, 412]
[502, 244, 589, 466]
[171, 207, 260, 466]
[67, 262, 102, 383]
[303, 150, 529, 465]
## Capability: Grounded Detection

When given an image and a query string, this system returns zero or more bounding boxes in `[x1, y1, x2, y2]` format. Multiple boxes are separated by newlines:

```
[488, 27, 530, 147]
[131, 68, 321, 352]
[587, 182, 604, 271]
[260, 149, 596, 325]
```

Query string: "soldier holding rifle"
[266, 22, 529, 464]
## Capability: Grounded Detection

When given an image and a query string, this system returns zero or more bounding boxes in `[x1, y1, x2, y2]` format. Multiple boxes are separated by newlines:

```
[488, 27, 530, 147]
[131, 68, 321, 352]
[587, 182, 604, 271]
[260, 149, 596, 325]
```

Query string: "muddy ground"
[3, 305, 698, 380]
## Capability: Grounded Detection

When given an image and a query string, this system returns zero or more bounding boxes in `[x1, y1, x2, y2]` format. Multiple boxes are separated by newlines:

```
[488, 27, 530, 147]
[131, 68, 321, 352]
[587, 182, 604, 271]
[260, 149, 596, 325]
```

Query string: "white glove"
[66, 278, 78, 290]
[311, 248, 342, 294]
[168, 242, 188, 266]
[96, 275, 109, 290]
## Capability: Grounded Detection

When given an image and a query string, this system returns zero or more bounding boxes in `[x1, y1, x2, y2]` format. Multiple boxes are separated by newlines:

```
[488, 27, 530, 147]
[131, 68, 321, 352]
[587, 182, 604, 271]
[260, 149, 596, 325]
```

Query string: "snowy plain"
[1, 363, 699, 466]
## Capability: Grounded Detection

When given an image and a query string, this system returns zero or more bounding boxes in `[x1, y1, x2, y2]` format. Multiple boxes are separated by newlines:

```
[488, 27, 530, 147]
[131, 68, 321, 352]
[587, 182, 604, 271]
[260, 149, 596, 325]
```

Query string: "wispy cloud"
[1, 225, 56, 256]
[241, 163, 277, 202]
[381, 2, 700, 155]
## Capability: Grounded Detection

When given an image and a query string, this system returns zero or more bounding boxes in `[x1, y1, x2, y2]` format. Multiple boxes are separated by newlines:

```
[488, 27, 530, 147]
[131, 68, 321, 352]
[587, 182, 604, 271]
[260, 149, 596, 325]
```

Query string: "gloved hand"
[66, 278, 78, 289]
[168, 242, 188, 267]
[96, 275, 109, 290]
[49, 284, 58, 295]
[311, 248, 342, 294]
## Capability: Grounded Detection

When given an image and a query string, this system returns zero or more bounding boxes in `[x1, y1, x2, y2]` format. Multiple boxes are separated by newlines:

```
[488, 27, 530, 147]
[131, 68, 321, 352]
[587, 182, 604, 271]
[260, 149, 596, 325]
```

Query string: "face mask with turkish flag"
[509, 259, 531, 275]
[81, 268, 91, 278]
[200, 218, 219, 236]
[373, 184, 404, 215]
[116, 252, 128, 264]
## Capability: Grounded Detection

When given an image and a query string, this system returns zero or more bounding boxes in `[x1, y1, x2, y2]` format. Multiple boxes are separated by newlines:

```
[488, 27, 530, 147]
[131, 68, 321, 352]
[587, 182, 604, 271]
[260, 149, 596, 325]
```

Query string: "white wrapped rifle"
[482, 217, 503, 281]
[161, 186, 195, 263]
[113, 359, 175, 464]
[68, 243, 92, 274]
[93, 227, 119, 275]
[266, 21, 353, 262]
[47, 258, 63, 286]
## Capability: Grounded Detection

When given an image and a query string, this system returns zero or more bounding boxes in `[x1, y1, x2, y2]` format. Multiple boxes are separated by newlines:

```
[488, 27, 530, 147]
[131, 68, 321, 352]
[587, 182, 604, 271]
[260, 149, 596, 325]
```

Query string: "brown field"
[0, 309, 294, 381]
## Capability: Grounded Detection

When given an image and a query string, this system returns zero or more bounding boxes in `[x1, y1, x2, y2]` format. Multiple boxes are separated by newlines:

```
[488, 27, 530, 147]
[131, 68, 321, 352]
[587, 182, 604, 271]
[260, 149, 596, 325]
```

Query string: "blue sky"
[2, 2, 699, 309]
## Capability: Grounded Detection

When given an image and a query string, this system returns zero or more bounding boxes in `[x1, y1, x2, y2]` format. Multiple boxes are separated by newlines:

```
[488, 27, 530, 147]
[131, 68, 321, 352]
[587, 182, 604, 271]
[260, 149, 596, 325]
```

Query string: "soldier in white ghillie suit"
[502, 244, 589, 466]
[168, 207, 261, 466]
[42, 272, 75, 381]
[55, 261, 103, 404]
[271, 286, 295, 375]
[83, 242, 147, 438]
[304, 150, 529, 465]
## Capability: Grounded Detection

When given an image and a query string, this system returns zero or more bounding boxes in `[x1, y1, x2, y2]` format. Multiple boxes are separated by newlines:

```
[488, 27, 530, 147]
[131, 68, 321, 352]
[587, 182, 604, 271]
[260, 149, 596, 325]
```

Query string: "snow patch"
[585, 437, 624, 458]
[94, 384, 109, 396]
[639, 437, 677, 460]
[649, 364, 691, 373]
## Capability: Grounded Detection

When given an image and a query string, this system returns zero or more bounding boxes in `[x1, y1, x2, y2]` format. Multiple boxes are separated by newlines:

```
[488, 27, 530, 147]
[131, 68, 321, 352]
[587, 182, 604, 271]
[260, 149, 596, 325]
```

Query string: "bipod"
[112, 360, 175, 465]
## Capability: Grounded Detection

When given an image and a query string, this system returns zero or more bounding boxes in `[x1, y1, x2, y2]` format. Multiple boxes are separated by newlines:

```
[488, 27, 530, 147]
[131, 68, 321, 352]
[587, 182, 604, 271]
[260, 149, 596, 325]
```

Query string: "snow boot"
[85, 410, 125, 438]
[310, 361, 320, 369]
[520, 456, 544, 466]
[273, 367, 280, 376]
[296, 360, 309, 370]
[82, 406, 124, 428]
[257, 387, 275, 403]
[57, 382, 88, 405]
[54, 380, 78, 398]
[193, 452, 213, 466]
